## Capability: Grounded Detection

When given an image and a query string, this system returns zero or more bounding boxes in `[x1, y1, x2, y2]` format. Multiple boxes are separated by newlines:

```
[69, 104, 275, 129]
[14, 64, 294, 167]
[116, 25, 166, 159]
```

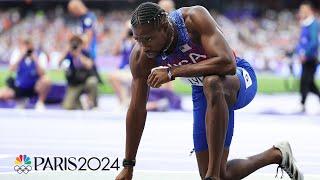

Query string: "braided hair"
[131, 2, 167, 28]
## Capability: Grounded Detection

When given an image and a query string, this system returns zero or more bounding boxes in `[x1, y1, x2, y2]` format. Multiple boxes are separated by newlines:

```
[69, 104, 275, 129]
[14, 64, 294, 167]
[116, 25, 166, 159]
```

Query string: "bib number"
[184, 76, 204, 86]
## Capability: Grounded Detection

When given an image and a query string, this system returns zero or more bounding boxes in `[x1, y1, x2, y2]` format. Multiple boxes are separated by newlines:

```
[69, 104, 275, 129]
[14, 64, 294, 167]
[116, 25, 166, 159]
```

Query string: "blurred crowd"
[0, 0, 319, 111]
[217, 10, 300, 73]
[0, 7, 131, 68]
[0, 10, 21, 34]
[0, 0, 183, 111]
[0, 5, 305, 74]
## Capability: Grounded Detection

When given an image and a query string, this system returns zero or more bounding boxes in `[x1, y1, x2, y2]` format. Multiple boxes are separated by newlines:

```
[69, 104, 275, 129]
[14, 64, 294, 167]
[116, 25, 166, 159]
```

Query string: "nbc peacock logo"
[14, 155, 32, 174]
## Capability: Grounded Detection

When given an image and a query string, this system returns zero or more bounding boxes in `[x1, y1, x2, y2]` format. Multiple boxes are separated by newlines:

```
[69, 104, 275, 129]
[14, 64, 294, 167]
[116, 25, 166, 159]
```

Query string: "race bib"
[183, 76, 204, 86]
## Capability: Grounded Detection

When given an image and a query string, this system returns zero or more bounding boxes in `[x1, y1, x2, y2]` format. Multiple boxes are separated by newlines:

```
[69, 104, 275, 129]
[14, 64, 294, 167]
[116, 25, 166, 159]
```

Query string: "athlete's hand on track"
[115, 167, 133, 180]
[147, 66, 170, 88]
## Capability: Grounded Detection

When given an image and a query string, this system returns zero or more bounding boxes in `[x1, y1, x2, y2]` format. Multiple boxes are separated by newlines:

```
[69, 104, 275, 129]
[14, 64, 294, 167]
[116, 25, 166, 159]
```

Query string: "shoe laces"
[275, 162, 296, 179]
[275, 165, 285, 179]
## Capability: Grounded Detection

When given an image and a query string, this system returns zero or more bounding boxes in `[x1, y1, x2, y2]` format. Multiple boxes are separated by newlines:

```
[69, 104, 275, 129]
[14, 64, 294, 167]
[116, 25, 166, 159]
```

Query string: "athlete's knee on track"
[219, 162, 234, 180]
[220, 173, 231, 180]
[220, 167, 232, 180]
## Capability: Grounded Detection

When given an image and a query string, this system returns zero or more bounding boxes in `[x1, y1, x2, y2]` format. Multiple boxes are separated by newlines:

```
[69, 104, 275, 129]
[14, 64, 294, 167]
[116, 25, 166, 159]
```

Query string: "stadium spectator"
[0, 38, 51, 110]
[108, 24, 135, 108]
[68, 0, 97, 60]
[68, 0, 103, 84]
[60, 35, 98, 110]
[296, 1, 320, 112]
[0, 5, 316, 77]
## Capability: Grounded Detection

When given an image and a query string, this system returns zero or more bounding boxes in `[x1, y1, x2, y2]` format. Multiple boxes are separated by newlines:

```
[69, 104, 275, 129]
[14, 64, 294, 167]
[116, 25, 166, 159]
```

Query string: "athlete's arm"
[171, 6, 236, 78]
[116, 45, 151, 180]
[124, 45, 150, 161]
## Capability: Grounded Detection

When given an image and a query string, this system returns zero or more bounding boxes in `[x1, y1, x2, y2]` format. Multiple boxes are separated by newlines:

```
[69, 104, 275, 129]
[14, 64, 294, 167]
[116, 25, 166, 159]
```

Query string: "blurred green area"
[0, 70, 319, 94]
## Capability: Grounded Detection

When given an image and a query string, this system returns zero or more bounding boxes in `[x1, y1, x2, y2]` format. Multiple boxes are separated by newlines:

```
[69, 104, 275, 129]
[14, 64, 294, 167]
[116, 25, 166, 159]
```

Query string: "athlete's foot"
[274, 141, 304, 180]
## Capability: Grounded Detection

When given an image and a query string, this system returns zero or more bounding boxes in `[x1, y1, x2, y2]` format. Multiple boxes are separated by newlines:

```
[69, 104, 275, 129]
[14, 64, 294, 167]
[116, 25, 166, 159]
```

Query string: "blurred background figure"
[68, 0, 103, 84]
[68, 0, 97, 60]
[0, 0, 318, 113]
[158, 0, 176, 13]
[108, 23, 134, 108]
[60, 35, 98, 110]
[296, 1, 320, 112]
[0, 39, 51, 110]
[146, 83, 182, 112]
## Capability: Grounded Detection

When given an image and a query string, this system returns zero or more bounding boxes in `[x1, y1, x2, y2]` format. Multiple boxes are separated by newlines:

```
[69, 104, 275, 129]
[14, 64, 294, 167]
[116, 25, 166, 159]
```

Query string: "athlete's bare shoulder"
[180, 6, 213, 23]
[180, 6, 219, 37]
[129, 43, 157, 79]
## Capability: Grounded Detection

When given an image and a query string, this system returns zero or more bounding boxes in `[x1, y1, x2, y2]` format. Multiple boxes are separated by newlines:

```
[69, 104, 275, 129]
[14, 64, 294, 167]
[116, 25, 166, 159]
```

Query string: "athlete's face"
[132, 24, 168, 59]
